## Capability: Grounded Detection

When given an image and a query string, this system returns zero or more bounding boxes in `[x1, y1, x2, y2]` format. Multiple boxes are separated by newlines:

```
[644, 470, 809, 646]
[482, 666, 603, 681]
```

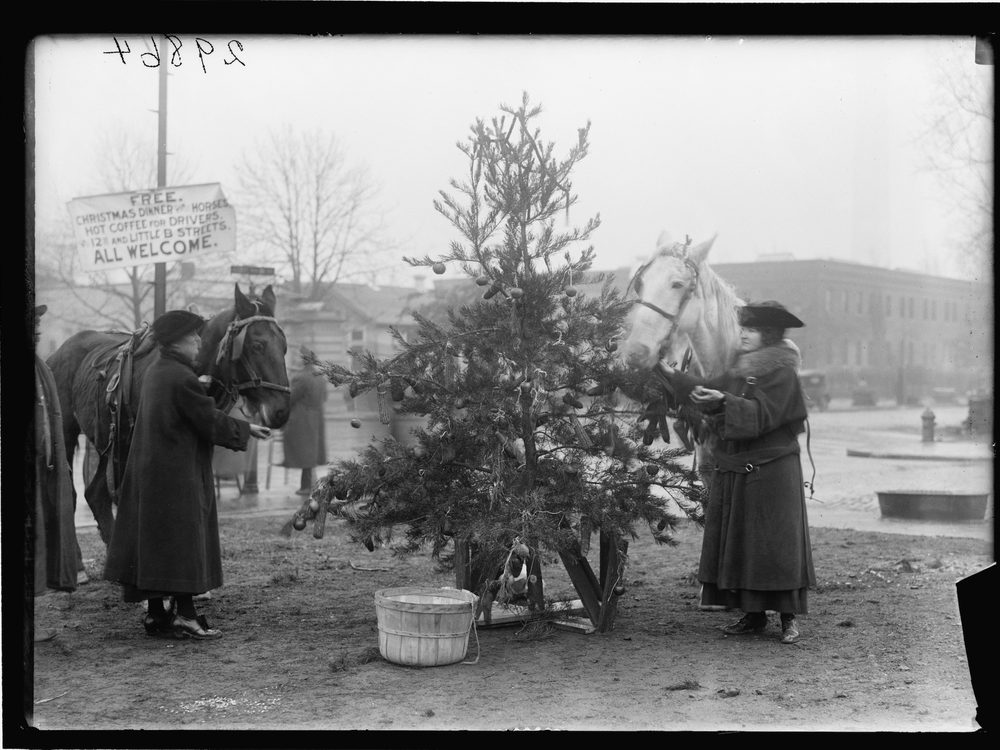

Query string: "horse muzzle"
[250, 392, 290, 430]
[624, 340, 662, 371]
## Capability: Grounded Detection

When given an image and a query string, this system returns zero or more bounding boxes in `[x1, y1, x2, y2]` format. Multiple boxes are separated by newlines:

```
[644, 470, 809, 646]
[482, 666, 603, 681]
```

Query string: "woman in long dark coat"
[33, 306, 79, 599]
[660, 301, 815, 644]
[281, 345, 328, 495]
[104, 310, 272, 640]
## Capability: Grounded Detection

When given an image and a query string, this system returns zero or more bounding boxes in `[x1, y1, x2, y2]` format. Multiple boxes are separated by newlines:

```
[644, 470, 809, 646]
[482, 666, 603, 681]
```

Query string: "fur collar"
[729, 340, 801, 379]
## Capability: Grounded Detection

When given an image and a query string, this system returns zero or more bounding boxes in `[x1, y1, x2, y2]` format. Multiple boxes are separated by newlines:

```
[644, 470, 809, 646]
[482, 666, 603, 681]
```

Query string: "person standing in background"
[281, 345, 328, 496]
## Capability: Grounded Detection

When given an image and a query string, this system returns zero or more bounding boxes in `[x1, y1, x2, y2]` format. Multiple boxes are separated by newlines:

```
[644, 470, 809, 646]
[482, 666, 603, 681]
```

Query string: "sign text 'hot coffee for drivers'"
[68, 183, 237, 273]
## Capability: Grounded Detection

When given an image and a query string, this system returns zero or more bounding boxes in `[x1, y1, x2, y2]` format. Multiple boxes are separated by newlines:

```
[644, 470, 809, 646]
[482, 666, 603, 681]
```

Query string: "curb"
[846, 448, 993, 462]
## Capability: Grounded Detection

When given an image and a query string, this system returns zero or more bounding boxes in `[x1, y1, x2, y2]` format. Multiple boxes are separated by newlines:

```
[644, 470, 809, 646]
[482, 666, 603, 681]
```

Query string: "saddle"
[93, 325, 156, 499]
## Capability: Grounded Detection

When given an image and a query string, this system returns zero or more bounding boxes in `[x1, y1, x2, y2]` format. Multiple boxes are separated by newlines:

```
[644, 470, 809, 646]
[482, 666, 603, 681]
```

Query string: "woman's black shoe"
[780, 614, 800, 644]
[143, 613, 174, 636]
[722, 612, 767, 635]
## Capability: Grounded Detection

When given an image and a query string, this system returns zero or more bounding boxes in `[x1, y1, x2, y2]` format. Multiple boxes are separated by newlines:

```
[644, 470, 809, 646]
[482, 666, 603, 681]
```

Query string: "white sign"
[67, 183, 236, 273]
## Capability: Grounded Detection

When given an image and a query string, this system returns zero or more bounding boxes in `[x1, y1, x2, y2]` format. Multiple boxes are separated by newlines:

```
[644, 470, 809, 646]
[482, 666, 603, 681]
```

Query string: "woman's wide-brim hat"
[151, 309, 206, 344]
[738, 300, 805, 329]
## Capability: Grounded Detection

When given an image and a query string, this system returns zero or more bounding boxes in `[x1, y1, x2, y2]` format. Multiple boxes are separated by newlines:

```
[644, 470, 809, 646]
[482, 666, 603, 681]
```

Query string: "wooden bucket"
[374, 587, 477, 667]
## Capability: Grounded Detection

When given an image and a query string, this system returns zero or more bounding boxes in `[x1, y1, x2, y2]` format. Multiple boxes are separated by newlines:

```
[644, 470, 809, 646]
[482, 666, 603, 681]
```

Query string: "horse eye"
[252, 341, 265, 352]
[672, 281, 685, 289]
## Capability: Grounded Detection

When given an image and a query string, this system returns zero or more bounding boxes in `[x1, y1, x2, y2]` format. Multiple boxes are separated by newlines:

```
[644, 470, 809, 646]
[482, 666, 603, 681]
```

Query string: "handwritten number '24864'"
[104, 36, 245, 72]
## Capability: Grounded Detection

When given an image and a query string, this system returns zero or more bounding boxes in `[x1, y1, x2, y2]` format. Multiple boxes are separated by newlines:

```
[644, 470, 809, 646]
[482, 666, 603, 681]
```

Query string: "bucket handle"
[462, 602, 480, 665]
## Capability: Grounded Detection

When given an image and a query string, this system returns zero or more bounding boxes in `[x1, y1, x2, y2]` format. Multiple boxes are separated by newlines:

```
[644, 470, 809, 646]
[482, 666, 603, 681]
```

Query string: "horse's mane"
[693, 262, 743, 377]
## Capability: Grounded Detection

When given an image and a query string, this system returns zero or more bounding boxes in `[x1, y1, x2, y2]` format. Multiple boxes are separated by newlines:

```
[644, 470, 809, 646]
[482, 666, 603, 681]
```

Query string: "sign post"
[154, 51, 168, 318]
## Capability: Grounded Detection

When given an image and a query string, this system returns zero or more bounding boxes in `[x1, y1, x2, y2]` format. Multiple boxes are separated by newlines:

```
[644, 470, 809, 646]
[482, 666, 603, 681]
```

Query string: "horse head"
[623, 231, 719, 372]
[199, 284, 291, 429]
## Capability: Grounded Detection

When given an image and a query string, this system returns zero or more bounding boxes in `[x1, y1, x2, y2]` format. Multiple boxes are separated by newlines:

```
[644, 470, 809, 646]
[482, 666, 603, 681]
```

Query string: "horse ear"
[234, 283, 254, 317]
[260, 285, 277, 313]
[656, 231, 674, 250]
[688, 234, 718, 266]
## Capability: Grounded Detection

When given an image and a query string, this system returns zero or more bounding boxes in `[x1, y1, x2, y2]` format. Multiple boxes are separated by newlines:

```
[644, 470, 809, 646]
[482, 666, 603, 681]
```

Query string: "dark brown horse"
[47, 284, 291, 545]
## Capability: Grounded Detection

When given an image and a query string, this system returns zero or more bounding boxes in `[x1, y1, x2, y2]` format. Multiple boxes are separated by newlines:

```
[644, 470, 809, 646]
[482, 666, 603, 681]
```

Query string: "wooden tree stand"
[454, 531, 628, 634]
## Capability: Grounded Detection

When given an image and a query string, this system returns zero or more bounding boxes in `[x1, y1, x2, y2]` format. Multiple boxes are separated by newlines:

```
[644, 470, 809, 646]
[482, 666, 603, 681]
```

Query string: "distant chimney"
[414, 274, 426, 292]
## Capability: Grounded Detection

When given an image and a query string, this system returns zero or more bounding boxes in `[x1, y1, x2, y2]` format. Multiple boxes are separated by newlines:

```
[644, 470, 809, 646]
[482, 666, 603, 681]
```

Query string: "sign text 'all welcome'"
[68, 183, 236, 273]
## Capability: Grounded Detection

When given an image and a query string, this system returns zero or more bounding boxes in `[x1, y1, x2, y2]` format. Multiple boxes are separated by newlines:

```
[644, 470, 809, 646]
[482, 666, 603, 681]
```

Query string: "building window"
[858, 293, 865, 315]
[922, 299, 928, 320]
[351, 330, 364, 341]
[931, 300, 936, 321]
[908, 297, 915, 318]
[841, 340, 849, 365]
[856, 340, 864, 366]
[885, 295, 892, 316]
[825, 289, 832, 313]
[907, 341, 914, 365]
[843, 290, 850, 313]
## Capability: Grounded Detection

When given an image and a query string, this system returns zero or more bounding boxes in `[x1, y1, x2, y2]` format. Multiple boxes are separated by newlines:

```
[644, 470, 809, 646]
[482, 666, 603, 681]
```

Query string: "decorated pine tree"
[303, 93, 704, 629]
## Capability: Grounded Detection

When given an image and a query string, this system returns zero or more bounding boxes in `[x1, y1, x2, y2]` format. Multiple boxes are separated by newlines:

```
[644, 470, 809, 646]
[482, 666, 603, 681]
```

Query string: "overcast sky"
[31, 34, 991, 285]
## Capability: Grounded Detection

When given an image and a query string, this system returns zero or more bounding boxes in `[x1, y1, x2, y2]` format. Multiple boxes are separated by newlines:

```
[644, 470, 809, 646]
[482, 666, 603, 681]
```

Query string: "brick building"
[710, 258, 993, 401]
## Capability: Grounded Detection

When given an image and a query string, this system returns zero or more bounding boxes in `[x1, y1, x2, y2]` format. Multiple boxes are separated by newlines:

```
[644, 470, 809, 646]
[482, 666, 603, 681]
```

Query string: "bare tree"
[36, 126, 196, 330]
[922, 51, 994, 276]
[234, 125, 393, 298]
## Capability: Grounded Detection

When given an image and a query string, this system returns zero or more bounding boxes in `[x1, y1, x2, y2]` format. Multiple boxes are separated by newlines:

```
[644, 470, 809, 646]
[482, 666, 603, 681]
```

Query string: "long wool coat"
[281, 369, 327, 470]
[669, 341, 815, 613]
[104, 348, 250, 599]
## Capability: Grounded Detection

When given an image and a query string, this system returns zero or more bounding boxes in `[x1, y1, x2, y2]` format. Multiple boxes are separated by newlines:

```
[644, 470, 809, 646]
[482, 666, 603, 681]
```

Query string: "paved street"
[73, 400, 993, 541]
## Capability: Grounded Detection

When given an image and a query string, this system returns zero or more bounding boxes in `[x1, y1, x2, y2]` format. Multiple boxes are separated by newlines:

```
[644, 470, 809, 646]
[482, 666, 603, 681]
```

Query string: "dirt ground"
[27, 504, 992, 734]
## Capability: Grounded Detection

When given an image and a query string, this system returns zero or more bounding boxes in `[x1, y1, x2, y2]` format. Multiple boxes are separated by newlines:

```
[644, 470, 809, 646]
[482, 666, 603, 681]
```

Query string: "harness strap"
[803, 418, 817, 501]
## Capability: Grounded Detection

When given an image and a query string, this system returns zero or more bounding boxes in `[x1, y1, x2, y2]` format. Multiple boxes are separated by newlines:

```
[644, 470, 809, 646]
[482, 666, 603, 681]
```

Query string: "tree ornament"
[475, 276, 490, 286]
[432, 262, 446, 274]
[293, 515, 307, 531]
[564, 286, 578, 298]
[510, 287, 524, 299]
[568, 414, 592, 448]
[351, 418, 362, 429]
[563, 393, 584, 409]
[376, 382, 391, 424]
[444, 347, 457, 388]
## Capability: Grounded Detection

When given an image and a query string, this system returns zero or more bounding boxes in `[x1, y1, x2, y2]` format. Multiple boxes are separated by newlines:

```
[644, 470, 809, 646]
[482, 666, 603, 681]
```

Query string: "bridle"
[629, 239, 701, 355]
[210, 303, 291, 413]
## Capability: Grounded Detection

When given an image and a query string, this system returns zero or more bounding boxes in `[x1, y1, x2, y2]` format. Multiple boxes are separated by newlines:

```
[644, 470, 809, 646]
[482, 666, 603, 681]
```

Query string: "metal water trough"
[877, 490, 989, 521]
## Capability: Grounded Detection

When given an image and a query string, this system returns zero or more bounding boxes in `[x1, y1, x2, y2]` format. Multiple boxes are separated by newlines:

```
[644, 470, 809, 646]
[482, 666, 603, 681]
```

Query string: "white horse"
[622, 231, 744, 484]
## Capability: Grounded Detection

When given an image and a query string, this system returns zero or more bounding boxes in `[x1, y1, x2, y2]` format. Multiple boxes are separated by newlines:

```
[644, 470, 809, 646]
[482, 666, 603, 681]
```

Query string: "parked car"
[799, 369, 831, 410]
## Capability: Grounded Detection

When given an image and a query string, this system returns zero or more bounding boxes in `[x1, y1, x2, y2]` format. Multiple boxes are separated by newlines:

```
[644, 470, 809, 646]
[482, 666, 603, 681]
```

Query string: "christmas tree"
[301, 93, 704, 626]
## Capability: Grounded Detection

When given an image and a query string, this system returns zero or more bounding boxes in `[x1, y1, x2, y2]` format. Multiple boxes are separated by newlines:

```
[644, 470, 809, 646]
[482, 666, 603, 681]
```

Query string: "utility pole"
[154, 42, 168, 318]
